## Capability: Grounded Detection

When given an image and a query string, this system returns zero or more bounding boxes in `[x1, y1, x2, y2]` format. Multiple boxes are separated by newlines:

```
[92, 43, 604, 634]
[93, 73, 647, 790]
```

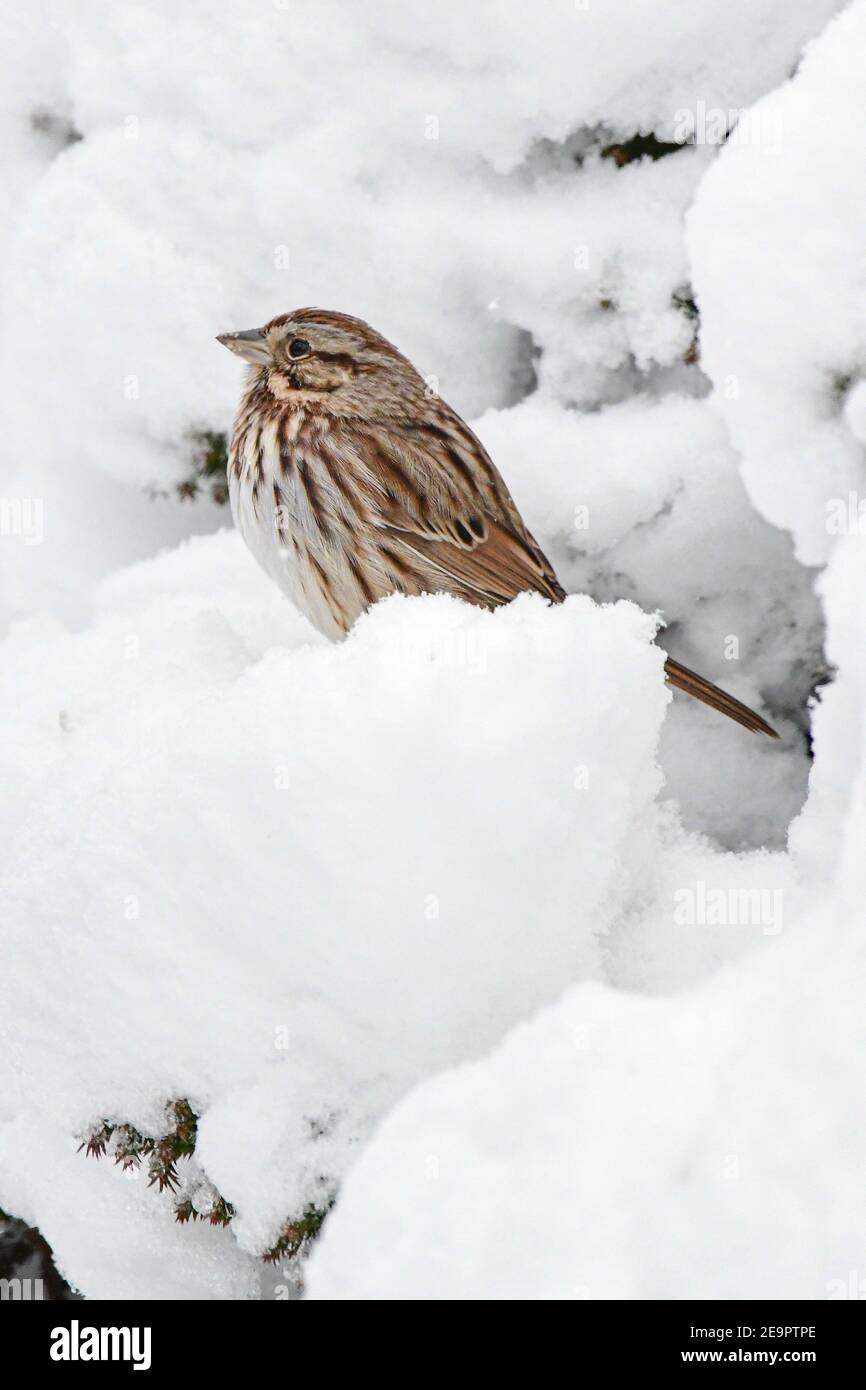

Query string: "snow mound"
[1, 530, 700, 1280]
[688, 0, 866, 566]
[306, 533, 866, 1301]
[306, 895, 866, 1300]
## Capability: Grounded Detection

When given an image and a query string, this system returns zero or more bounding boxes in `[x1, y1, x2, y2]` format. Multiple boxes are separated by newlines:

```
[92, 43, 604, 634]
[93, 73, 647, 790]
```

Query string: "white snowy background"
[0, 0, 863, 1299]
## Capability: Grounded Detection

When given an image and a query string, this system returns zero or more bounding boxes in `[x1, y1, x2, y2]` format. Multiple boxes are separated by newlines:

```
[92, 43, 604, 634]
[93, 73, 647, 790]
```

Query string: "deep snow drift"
[0, 0, 862, 1299]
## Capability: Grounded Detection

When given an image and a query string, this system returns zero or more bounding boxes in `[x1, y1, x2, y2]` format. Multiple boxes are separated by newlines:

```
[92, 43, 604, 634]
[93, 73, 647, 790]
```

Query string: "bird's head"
[217, 308, 423, 413]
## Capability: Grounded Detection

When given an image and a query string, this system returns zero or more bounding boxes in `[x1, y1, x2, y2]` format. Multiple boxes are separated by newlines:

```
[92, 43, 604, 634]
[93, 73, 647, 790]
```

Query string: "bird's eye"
[288, 337, 311, 358]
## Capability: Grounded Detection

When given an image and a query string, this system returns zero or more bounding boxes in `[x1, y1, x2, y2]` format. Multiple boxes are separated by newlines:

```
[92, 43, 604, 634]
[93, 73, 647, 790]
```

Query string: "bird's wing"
[331, 411, 565, 608]
[321, 414, 778, 738]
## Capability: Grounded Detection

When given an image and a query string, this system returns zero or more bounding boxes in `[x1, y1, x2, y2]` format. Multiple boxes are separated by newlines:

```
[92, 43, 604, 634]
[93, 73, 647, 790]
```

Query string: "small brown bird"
[218, 309, 776, 737]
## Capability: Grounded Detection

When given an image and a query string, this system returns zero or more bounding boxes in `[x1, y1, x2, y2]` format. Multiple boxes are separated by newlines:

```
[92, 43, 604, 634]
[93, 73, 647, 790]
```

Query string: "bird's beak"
[216, 327, 271, 366]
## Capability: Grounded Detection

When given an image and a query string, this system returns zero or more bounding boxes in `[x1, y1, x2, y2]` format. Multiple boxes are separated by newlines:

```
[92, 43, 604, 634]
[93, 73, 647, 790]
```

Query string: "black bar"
[2, 1298, 861, 1371]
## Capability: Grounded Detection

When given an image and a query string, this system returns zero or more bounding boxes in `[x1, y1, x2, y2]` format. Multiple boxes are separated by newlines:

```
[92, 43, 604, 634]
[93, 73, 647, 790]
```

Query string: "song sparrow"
[218, 309, 776, 737]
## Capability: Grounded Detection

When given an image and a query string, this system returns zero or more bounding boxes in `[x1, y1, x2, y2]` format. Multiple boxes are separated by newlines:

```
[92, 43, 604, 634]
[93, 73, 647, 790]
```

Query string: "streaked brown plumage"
[218, 308, 777, 738]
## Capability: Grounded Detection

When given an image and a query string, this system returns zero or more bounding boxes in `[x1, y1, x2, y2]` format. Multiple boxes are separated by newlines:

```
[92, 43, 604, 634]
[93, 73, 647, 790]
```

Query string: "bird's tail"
[664, 657, 778, 738]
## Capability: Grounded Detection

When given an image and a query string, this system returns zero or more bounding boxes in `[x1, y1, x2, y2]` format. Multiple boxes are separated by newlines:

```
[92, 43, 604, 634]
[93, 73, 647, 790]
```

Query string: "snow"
[1, 1114, 258, 1301]
[0, 545, 673, 1265]
[477, 393, 821, 848]
[687, 0, 866, 567]
[0, 0, 861, 1300]
[306, 890, 866, 1300]
[308, 537, 866, 1304]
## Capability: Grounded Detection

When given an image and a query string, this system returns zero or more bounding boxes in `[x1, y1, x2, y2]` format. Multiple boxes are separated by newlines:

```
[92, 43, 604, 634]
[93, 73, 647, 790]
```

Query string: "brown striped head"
[217, 308, 426, 415]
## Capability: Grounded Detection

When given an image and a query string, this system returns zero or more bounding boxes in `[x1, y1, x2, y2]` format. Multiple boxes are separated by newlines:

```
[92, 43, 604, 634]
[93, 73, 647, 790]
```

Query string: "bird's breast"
[227, 413, 353, 640]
